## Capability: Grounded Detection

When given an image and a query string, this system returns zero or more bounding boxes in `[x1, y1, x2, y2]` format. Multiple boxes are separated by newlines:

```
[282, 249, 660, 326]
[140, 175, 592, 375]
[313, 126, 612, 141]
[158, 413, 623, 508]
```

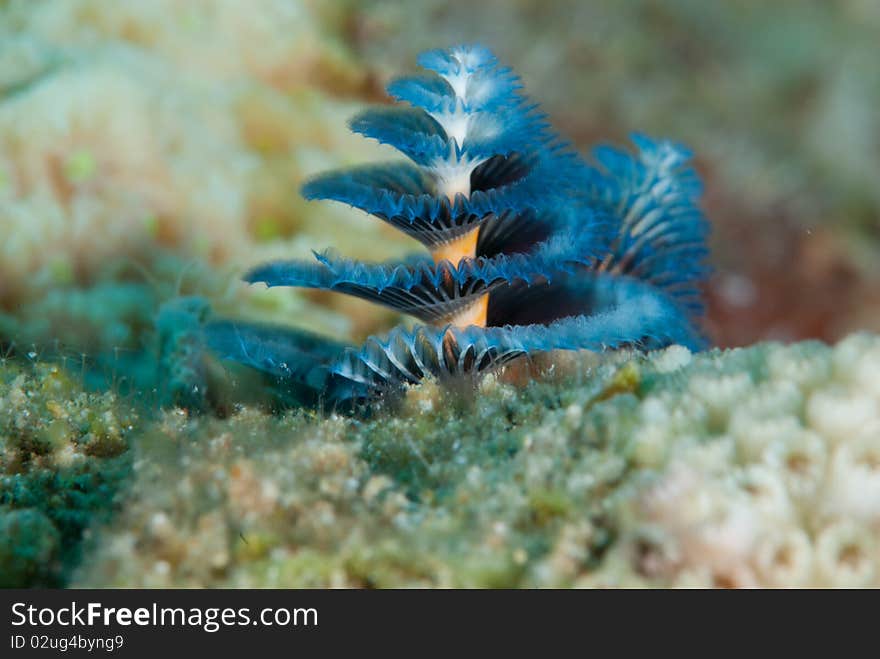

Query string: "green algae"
[0, 507, 60, 587]
[0, 360, 138, 586]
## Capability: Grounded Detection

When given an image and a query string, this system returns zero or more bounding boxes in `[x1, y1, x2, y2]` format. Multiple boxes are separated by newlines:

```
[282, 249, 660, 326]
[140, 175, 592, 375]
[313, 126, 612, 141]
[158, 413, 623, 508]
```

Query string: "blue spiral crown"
[205, 45, 710, 404]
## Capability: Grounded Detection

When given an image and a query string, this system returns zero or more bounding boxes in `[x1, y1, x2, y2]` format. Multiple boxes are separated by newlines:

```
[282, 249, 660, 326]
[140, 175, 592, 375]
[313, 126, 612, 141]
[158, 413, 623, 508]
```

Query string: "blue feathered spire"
[204, 45, 711, 406]
[301, 44, 582, 265]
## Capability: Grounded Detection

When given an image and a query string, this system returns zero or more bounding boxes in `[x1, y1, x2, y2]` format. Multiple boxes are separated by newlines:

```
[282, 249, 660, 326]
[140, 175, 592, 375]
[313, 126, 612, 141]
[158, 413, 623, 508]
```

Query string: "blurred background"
[1, 0, 878, 361]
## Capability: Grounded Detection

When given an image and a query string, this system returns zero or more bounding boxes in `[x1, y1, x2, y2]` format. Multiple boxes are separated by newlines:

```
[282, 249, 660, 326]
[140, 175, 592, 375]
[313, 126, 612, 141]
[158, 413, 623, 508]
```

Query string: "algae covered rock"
[0, 507, 60, 587]
[0, 359, 138, 586]
[72, 333, 880, 588]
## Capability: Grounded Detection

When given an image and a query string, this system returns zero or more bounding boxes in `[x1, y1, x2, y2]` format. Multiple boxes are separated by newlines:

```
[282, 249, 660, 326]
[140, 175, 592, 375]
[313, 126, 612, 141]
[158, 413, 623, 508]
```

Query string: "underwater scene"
[1, 0, 879, 589]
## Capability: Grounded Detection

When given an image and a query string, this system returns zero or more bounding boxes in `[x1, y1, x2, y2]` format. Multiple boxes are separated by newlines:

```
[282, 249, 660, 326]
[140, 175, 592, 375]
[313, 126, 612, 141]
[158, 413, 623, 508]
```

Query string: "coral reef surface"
[65, 333, 880, 588]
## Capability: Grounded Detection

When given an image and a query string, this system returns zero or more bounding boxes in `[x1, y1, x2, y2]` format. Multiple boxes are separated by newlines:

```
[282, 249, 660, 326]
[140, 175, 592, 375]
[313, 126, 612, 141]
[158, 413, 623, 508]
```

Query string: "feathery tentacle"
[205, 45, 712, 407]
[331, 273, 703, 400]
[245, 225, 608, 323]
[582, 133, 710, 317]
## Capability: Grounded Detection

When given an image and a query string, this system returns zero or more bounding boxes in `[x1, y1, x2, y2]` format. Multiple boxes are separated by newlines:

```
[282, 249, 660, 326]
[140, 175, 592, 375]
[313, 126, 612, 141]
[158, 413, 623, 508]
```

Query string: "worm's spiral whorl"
[206, 45, 710, 405]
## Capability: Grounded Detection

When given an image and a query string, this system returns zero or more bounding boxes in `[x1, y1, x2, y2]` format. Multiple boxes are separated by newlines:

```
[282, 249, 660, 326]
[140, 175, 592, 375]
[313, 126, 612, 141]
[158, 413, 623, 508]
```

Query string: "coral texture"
[0, 0, 396, 354]
[207, 45, 710, 403]
[71, 333, 880, 588]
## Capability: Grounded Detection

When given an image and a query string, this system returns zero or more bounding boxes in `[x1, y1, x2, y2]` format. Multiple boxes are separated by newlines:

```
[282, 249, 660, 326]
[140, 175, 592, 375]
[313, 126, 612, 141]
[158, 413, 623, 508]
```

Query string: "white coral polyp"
[822, 431, 880, 522]
[849, 345, 880, 403]
[637, 462, 761, 582]
[752, 527, 813, 587]
[688, 372, 752, 427]
[813, 521, 876, 587]
[760, 428, 827, 502]
[766, 344, 832, 391]
[651, 344, 693, 373]
[736, 380, 804, 421]
[730, 414, 802, 463]
[735, 464, 794, 523]
[806, 387, 879, 445]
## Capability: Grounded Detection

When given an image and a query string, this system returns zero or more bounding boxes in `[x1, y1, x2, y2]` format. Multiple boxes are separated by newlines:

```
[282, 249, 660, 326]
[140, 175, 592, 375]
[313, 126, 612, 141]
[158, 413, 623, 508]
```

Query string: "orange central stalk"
[450, 294, 489, 328]
[432, 229, 479, 265]
[432, 228, 488, 328]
